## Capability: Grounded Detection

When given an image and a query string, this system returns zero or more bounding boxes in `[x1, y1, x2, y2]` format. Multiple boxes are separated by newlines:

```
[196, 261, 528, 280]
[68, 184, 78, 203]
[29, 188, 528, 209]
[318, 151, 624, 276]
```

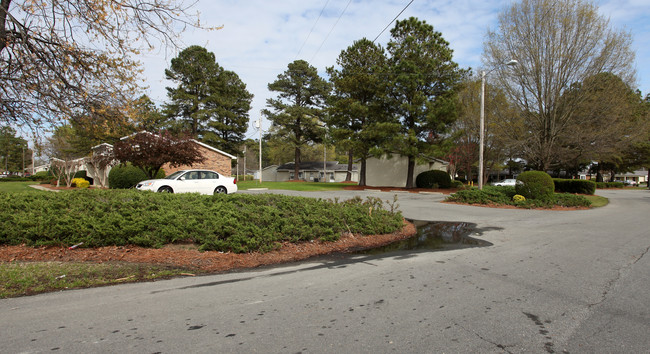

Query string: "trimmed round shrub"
[515, 171, 554, 200]
[108, 164, 149, 189]
[416, 170, 452, 189]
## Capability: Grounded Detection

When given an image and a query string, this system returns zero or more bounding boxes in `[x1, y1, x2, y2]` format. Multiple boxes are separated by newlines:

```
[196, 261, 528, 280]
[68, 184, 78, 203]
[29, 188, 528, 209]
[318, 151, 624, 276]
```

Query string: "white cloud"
[138, 0, 650, 137]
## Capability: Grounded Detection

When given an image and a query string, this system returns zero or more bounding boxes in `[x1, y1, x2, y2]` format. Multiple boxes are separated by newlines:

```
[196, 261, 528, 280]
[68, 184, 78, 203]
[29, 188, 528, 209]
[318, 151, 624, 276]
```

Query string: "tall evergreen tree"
[0, 126, 29, 173]
[132, 95, 169, 132]
[165, 46, 252, 155]
[203, 70, 254, 155]
[327, 38, 399, 186]
[387, 17, 463, 188]
[264, 60, 331, 180]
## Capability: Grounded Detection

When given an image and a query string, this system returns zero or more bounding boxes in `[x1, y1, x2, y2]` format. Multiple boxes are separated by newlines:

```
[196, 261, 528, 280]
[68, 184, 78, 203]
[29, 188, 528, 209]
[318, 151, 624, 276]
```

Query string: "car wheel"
[158, 186, 173, 193]
[214, 186, 227, 195]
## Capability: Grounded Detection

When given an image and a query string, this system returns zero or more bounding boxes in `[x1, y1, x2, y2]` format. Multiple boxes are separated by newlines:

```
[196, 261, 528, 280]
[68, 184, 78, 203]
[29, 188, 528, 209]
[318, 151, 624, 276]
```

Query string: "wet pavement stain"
[357, 220, 494, 255]
[524, 312, 557, 353]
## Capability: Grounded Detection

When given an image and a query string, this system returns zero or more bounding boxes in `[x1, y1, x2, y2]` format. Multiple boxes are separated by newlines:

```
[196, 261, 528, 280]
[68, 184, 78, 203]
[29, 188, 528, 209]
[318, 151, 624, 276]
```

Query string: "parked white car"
[491, 178, 518, 187]
[136, 169, 237, 195]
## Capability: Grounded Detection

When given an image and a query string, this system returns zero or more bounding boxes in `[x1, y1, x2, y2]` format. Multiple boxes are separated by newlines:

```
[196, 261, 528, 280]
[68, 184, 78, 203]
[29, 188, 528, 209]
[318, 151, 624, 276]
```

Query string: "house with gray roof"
[265, 161, 358, 182]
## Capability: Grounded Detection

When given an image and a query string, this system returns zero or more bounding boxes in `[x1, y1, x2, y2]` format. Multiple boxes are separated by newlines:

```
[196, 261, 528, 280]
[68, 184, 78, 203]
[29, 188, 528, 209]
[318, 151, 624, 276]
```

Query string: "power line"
[295, 0, 331, 59]
[310, 0, 354, 63]
[373, 0, 415, 43]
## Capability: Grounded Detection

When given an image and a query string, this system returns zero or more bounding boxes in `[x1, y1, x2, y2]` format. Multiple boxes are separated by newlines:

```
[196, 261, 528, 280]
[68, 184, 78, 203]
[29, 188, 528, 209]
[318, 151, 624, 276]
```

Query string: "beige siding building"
[365, 154, 449, 188]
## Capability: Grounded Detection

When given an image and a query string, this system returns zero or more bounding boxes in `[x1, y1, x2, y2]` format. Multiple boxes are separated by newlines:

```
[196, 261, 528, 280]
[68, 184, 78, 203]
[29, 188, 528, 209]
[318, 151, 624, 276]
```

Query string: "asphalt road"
[1, 189, 648, 353]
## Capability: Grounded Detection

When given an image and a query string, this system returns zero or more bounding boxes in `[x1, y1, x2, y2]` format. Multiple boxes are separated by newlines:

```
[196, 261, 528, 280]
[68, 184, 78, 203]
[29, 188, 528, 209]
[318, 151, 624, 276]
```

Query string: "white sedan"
[136, 169, 238, 195]
[491, 178, 518, 187]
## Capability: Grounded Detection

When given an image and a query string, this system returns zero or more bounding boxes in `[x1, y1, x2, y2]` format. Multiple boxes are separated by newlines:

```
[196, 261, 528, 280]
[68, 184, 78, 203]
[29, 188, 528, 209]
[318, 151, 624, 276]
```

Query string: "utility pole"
[256, 113, 263, 184]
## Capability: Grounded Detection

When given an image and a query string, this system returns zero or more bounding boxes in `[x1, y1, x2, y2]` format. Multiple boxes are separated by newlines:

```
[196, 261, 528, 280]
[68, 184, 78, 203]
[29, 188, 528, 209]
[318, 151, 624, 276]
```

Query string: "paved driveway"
[1, 189, 649, 353]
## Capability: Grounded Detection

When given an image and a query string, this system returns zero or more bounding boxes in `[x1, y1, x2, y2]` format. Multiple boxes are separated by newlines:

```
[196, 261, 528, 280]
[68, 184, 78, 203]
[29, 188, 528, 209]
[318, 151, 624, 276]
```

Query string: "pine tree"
[165, 46, 252, 155]
[387, 17, 463, 188]
[264, 60, 331, 180]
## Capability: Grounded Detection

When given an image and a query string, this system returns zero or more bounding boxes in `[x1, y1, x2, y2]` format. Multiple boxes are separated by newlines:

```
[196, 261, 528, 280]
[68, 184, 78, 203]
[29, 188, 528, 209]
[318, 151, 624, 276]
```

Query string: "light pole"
[256, 113, 263, 184]
[479, 59, 518, 190]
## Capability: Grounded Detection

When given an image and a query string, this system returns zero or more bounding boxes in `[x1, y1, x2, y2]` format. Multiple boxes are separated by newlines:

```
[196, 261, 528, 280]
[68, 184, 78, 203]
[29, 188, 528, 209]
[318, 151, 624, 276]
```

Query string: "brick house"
[83, 134, 237, 186]
[162, 140, 236, 176]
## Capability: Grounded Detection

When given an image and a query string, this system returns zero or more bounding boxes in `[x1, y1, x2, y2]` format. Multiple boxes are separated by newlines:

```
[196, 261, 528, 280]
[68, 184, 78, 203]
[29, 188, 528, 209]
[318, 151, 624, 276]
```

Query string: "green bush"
[445, 188, 512, 205]
[108, 164, 149, 189]
[31, 171, 53, 181]
[554, 193, 592, 208]
[516, 171, 554, 200]
[446, 186, 591, 209]
[416, 170, 452, 189]
[451, 180, 464, 189]
[0, 176, 31, 182]
[553, 179, 596, 195]
[596, 181, 625, 189]
[0, 190, 403, 253]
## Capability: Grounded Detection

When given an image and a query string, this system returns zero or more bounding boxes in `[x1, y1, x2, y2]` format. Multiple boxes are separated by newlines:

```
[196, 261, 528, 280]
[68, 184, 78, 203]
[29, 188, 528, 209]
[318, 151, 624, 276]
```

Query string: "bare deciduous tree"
[1, 0, 218, 131]
[44, 125, 85, 187]
[484, 0, 636, 170]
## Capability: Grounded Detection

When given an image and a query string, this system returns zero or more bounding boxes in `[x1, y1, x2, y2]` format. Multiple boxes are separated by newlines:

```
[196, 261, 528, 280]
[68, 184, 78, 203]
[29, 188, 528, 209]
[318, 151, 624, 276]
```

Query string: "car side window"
[185, 171, 199, 180]
[201, 171, 218, 179]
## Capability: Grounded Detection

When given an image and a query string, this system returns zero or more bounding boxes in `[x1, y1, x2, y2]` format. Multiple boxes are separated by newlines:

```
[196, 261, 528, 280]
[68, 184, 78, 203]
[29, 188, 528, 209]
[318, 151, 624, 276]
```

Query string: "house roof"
[91, 143, 113, 150]
[616, 169, 648, 177]
[276, 161, 358, 172]
[191, 139, 236, 160]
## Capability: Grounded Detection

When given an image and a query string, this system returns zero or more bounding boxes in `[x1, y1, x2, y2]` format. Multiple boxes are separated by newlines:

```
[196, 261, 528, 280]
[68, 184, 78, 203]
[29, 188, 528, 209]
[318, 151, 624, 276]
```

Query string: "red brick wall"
[163, 143, 233, 176]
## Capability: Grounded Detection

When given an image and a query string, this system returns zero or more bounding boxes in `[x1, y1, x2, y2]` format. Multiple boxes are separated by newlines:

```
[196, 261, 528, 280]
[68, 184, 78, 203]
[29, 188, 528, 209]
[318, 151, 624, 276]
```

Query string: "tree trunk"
[345, 150, 353, 182]
[294, 147, 300, 181]
[405, 156, 415, 189]
[0, 0, 10, 54]
[359, 159, 367, 187]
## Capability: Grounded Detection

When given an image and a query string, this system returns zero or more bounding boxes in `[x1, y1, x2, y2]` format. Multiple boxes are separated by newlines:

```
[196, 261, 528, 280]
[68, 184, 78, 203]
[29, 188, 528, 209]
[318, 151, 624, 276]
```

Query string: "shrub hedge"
[446, 186, 591, 209]
[596, 181, 625, 189]
[0, 176, 31, 182]
[0, 190, 404, 253]
[516, 171, 554, 200]
[416, 170, 452, 189]
[553, 179, 596, 195]
[108, 164, 164, 189]
[31, 171, 53, 181]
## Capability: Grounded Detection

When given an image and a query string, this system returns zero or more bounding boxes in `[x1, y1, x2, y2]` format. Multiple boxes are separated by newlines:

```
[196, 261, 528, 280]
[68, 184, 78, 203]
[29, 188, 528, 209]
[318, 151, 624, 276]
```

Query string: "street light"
[479, 59, 518, 190]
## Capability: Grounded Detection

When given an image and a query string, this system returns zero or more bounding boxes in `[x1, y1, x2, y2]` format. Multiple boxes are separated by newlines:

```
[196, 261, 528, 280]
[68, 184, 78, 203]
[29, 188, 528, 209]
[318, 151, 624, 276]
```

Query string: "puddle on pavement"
[357, 220, 492, 255]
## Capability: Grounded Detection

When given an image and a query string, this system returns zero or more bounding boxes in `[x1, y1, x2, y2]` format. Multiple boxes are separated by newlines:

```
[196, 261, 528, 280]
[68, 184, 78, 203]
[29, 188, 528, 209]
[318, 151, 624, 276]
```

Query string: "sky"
[138, 0, 650, 138]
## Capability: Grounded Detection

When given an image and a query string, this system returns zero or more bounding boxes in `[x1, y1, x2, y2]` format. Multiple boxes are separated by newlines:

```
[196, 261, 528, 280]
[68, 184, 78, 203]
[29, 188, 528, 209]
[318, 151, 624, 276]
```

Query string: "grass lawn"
[237, 180, 354, 191]
[0, 261, 195, 298]
[585, 194, 609, 208]
[0, 181, 41, 193]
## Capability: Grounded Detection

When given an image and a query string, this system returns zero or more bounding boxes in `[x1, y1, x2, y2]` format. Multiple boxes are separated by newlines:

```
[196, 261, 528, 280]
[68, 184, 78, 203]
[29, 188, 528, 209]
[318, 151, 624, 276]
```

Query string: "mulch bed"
[0, 222, 417, 273]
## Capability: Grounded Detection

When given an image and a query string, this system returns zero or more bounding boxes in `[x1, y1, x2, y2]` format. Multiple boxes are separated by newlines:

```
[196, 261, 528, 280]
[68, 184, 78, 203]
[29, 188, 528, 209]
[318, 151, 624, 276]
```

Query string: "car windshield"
[165, 171, 186, 180]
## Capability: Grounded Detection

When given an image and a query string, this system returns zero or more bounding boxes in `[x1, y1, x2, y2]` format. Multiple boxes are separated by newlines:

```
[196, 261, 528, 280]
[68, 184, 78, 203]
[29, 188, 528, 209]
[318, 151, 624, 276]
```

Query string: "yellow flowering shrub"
[72, 178, 90, 188]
